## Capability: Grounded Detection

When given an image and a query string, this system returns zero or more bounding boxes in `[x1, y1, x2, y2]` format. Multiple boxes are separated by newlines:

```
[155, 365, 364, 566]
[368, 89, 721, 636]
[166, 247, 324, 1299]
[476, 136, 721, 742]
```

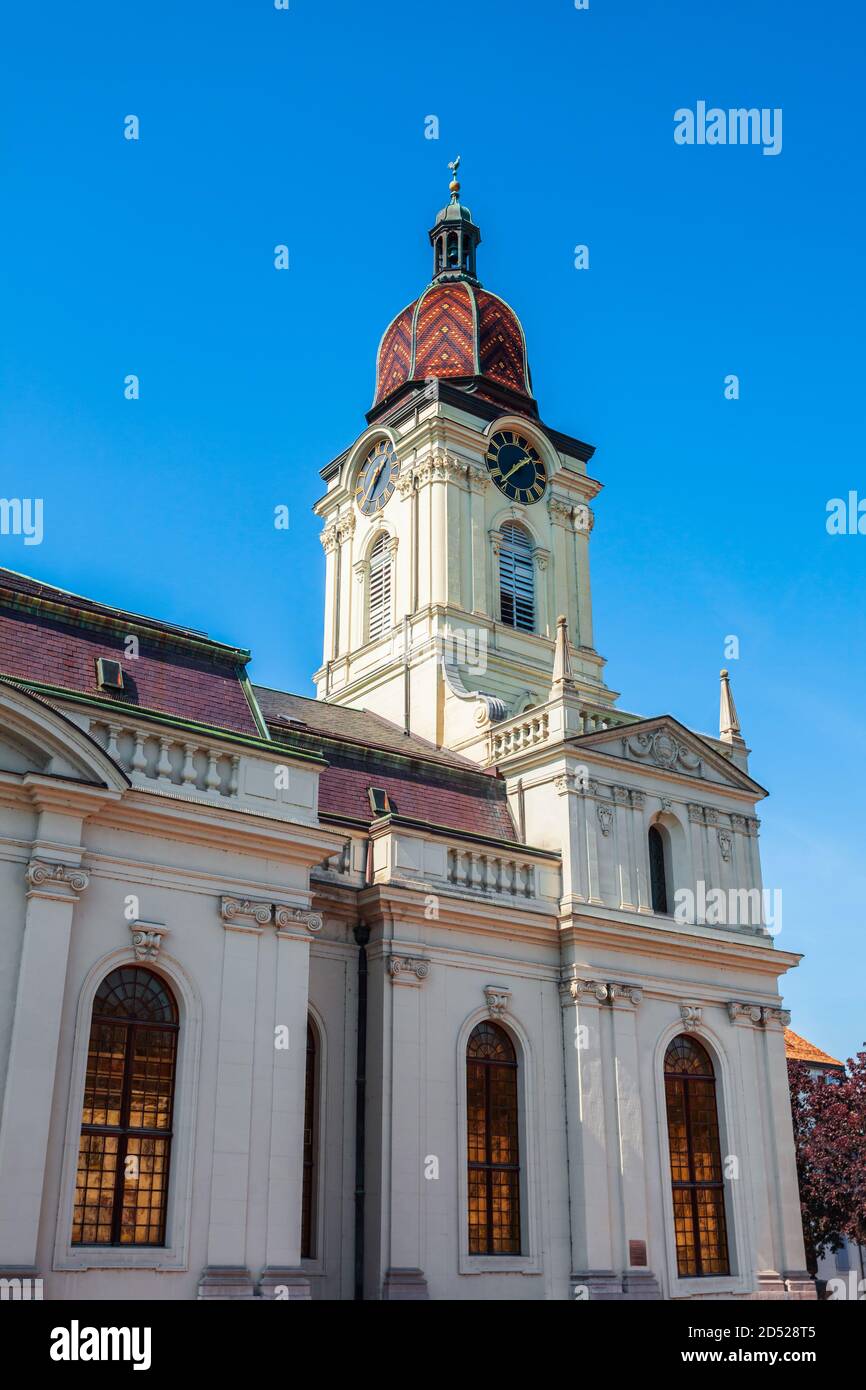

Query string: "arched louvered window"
[368, 533, 391, 641]
[467, 1021, 521, 1255]
[301, 1019, 318, 1259]
[499, 521, 535, 632]
[649, 824, 669, 914]
[664, 1036, 730, 1277]
[72, 967, 178, 1246]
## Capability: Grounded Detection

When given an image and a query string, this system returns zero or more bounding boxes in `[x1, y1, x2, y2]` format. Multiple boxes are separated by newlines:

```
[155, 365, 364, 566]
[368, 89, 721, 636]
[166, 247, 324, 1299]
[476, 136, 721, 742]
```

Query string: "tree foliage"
[788, 1047, 866, 1274]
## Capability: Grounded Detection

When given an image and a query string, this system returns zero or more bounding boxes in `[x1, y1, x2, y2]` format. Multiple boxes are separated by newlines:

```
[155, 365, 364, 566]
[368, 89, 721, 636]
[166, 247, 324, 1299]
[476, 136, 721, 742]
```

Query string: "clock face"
[355, 438, 400, 516]
[485, 431, 547, 504]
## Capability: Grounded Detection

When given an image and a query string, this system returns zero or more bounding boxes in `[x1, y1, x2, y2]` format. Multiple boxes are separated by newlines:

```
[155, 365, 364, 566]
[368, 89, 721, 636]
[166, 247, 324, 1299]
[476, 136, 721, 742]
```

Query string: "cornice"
[558, 910, 802, 979]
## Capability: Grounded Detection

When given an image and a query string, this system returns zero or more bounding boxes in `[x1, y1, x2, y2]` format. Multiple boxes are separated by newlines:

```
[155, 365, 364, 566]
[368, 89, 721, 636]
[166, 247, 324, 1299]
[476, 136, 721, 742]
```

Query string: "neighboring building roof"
[255, 686, 519, 843]
[0, 568, 261, 738]
[784, 1028, 843, 1070]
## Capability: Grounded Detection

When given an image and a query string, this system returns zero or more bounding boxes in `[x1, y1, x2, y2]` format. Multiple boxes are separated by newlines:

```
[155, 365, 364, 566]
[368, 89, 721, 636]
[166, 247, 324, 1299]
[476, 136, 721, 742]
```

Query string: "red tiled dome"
[374, 280, 532, 408]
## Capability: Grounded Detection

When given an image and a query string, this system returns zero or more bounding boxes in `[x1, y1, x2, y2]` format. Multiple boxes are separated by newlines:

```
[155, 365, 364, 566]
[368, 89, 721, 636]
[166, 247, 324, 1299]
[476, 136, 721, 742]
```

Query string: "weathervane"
[448, 155, 461, 201]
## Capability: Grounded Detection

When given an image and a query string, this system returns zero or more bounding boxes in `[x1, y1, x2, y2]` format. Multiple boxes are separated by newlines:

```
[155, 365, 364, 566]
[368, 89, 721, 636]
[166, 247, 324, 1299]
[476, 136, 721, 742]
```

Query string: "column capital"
[274, 905, 323, 935]
[220, 896, 271, 932]
[25, 858, 89, 900]
[388, 955, 430, 985]
[559, 974, 608, 1006]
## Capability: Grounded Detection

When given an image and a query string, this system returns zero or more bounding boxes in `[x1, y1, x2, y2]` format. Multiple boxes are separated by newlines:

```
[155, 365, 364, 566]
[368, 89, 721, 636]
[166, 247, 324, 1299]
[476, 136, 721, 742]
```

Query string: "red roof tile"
[784, 1028, 843, 1069]
[0, 569, 259, 737]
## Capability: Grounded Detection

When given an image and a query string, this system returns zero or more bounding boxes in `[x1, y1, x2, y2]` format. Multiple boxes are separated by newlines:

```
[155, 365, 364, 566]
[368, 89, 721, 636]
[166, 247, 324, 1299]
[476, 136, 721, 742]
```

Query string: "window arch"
[498, 521, 535, 632]
[301, 1018, 318, 1259]
[649, 824, 669, 913]
[72, 966, 178, 1247]
[466, 1020, 521, 1255]
[367, 532, 392, 641]
[664, 1035, 730, 1277]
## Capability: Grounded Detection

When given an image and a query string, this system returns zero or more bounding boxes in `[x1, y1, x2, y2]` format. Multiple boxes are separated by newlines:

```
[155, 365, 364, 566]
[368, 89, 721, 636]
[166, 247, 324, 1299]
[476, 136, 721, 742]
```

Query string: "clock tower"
[313, 166, 617, 755]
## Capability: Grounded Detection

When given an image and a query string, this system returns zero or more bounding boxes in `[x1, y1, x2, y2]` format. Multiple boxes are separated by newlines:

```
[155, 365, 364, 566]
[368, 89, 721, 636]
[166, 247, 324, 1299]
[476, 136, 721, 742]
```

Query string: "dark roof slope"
[255, 686, 518, 843]
[0, 568, 260, 737]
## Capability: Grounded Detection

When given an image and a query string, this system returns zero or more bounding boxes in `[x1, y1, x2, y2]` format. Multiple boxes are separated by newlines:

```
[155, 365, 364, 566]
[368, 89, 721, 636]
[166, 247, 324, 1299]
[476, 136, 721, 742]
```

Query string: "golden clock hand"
[500, 454, 529, 482]
[365, 457, 387, 501]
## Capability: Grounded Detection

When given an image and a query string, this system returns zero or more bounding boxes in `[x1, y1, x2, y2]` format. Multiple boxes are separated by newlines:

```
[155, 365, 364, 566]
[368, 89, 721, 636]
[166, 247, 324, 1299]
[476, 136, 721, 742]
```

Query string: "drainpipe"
[353, 920, 369, 1301]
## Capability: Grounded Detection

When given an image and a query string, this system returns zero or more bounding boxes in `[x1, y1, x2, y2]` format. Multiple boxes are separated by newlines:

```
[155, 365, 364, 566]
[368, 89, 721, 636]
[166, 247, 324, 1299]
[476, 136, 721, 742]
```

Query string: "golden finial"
[448, 155, 461, 201]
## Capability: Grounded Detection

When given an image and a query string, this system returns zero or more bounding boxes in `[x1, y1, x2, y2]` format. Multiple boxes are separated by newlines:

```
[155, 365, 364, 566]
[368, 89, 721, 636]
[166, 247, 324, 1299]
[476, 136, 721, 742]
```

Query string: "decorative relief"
[597, 804, 614, 837]
[274, 905, 323, 934]
[389, 955, 430, 984]
[727, 1001, 789, 1027]
[533, 548, 550, 572]
[336, 512, 356, 542]
[129, 920, 168, 962]
[679, 1004, 702, 1031]
[547, 497, 574, 527]
[631, 790, 646, 810]
[718, 830, 733, 862]
[25, 859, 89, 894]
[396, 470, 416, 500]
[484, 985, 511, 1018]
[560, 977, 609, 1004]
[730, 813, 747, 833]
[660, 797, 674, 814]
[560, 976, 642, 1006]
[220, 897, 272, 928]
[624, 730, 702, 775]
[319, 524, 339, 553]
[608, 982, 643, 1007]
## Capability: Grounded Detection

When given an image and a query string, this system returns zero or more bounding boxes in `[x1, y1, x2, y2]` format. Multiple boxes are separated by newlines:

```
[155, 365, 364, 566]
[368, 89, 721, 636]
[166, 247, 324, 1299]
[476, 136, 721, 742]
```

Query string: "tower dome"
[372, 161, 535, 414]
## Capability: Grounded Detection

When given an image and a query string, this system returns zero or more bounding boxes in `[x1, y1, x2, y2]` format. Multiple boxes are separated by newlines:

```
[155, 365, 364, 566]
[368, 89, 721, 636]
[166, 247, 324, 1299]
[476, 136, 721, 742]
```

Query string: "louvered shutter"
[498, 522, 535, 632]
[368, 534, 391, 640]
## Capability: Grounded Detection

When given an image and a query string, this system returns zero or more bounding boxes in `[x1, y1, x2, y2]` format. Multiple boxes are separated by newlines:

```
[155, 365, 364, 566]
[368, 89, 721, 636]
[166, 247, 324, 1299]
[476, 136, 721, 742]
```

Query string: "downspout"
[353, 833, 373, 1300]
[353, 920, 369, 1301]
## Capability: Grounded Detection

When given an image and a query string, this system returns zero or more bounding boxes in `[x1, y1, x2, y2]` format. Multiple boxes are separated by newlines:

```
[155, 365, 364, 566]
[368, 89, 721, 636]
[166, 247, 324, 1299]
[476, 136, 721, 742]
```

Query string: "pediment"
[0, 678, 129, 790]
[573, 715, 766, 797]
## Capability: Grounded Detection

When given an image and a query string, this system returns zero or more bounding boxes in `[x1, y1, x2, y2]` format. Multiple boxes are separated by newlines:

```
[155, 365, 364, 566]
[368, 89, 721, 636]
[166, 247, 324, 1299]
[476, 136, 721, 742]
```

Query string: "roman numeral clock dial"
[485, 431, 547, 504]
[355, 438, 400, 516]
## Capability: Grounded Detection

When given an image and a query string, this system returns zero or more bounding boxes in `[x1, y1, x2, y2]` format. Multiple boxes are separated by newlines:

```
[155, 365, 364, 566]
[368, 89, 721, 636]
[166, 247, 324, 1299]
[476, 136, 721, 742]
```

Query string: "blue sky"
[1, 1, 863, 1061]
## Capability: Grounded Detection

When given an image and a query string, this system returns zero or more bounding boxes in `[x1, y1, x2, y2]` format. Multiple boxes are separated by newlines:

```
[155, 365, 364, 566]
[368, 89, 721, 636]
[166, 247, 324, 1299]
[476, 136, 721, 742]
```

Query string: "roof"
[0, 568, 261, 738]
[373, 281, 532, 409]
[784, 1028, 843, 1069]
[254, 686, 519, 843]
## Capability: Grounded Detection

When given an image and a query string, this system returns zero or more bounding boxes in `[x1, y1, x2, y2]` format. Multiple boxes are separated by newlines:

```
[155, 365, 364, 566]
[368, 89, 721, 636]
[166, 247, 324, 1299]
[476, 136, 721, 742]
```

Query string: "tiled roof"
[784, 1028, 843, 1069]
[0, 568, 260, 737]
[255, 687, 480, 770]
[254, 686, 519, 843]
[373, 280, 532, 408]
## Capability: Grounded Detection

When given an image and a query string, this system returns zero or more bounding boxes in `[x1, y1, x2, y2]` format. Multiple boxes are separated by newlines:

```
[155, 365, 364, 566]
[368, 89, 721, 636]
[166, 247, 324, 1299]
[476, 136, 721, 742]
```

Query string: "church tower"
[314, 164, 616, 755]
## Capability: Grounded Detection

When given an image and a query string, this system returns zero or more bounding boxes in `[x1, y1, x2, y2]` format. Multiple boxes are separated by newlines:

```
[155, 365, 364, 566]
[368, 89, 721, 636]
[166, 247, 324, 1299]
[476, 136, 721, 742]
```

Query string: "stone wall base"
[258, 1267, 311, 1300]
[571, 1270, 661, 1300]
[197, 1266, 256, 1300]
[381, 1267, 429, 1300]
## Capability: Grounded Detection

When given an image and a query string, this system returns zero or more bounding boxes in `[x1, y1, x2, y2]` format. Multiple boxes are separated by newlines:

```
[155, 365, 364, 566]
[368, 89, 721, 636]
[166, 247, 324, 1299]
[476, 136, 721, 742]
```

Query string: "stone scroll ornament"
[26, 860, 89, 892]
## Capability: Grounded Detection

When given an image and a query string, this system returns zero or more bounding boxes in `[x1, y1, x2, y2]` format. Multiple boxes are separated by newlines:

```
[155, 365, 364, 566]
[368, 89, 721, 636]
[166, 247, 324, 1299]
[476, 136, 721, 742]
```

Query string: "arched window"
[301, 1019, 318, 1259]
[466, 1021, 520, 1255]
[649, 824, 669, 913]
[498, 521, 535, 632]
[72, 967, 178, 1247]
[664, 1036, 730, 1277]
[367, 533, 391, 641]
[447, 231, 459, 268]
